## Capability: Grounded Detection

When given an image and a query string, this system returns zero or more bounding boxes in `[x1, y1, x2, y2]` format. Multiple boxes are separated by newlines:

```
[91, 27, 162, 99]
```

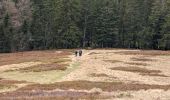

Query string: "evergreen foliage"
[0, 0, 170, 52]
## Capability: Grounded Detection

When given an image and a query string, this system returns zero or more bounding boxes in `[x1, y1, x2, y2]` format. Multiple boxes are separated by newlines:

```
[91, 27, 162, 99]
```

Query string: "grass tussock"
[90, 73, 109, 77]
[104, 60, 123, 63]
[17, 81, 122, 91]
[111, 66, 168, 77]
[1, 81, 170, 93]
[48, 58, 71, 64]
[17, 58, 71, 72]
[141, 73, 169, 77]
[90, 73, 117, 79]
[125, 62, 149, 66]
[0, 79, 27, 84]
[131, 57, 155, 62]
[0, 84, 16, 90]
[4, 58, 71, 72]
[0, 81, 170, 99]
[19, 64, 68, 72]
[0, 79, 27, 90]
[17, 81, 170, 92]
[0, 91, 108, 100]
[88, 52, 101, 55]
[115, 50, 170, 56]
[116, 93, 133, 98]
[111, 66, 161, 74]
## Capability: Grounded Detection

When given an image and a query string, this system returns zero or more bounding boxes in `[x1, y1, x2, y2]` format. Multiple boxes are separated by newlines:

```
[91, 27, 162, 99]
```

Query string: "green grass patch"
[0, 62, 81, 84]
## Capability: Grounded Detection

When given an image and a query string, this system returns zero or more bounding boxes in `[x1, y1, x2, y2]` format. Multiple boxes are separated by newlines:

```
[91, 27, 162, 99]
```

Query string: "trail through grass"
[0, 62, 80, 84]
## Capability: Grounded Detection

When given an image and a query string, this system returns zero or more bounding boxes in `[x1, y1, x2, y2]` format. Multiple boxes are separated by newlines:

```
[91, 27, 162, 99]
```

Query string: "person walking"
[79, 50, 83, 56]
[75, 50, 78, 57]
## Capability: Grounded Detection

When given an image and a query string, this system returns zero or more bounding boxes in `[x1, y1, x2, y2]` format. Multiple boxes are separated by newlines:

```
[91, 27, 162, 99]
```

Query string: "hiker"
[75, 50, 78, 57]
[79, 50, 83, 56]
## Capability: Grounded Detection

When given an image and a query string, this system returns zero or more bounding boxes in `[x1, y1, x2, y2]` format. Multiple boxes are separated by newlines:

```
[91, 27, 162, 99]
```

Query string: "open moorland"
[0, 49, 170, 100]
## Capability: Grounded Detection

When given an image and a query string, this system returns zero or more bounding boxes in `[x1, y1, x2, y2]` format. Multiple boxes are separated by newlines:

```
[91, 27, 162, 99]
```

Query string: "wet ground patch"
[131, 57, 156, 62]
[125, 62, 149, 66]
[4, 58, 71, 72]
[111, 66, 160, 74]
[115, 50, 170, 56]
[19, 64, 68, 72]
[111, 66, 168, 77]
[90, 73, 109, 77]
[88, 52, 101, 55]
[104, 60, 123, 63]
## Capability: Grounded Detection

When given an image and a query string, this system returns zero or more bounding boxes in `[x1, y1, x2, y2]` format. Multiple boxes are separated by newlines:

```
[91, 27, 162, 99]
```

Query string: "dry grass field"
[0, 49, 170, 100]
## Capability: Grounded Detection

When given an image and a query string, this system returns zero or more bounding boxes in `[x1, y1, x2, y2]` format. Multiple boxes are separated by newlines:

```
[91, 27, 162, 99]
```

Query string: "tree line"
[0, 0, 170, 53]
